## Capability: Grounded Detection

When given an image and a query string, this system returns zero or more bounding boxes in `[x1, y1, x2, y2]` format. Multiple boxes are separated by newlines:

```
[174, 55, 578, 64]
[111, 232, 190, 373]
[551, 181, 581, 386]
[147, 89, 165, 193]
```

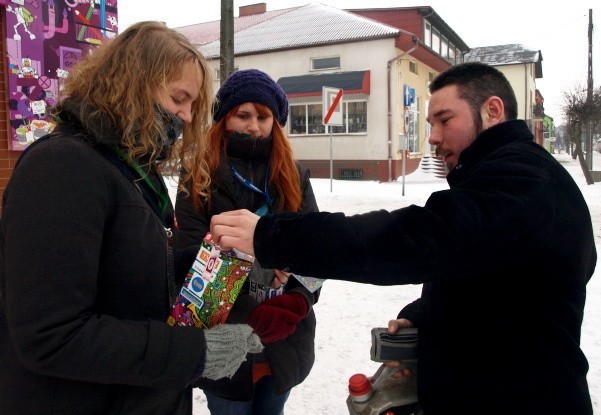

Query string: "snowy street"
[165, 152, 601, 414]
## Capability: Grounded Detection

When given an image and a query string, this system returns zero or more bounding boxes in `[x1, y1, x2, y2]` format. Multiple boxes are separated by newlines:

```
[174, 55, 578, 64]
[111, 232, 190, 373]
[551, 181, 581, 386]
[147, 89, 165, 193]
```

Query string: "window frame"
[310, 56, 341, 71]
[288, 100, 368, 136]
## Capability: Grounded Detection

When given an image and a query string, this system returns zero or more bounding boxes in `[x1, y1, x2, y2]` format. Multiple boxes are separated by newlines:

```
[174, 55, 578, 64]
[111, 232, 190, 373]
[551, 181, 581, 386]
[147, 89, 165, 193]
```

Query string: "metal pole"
[587, 9, 594, 170]
[330, 130, 333, 192]
[401, 136, 406, 196]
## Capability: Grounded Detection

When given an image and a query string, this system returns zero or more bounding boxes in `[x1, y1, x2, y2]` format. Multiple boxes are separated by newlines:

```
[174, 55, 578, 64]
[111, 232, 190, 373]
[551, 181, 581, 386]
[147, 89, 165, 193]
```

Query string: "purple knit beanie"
[213, 69, 289, 126]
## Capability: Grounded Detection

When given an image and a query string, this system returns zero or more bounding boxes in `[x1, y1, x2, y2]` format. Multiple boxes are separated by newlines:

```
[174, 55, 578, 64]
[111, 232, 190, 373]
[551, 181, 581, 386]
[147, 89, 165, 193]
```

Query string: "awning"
[277, 70, 370, 98]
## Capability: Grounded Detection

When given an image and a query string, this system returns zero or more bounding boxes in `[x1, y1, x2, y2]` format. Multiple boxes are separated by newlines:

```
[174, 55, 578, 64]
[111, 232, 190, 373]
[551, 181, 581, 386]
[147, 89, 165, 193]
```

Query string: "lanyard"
[113, 146, 171, 218]
[230, 163, 273, 208]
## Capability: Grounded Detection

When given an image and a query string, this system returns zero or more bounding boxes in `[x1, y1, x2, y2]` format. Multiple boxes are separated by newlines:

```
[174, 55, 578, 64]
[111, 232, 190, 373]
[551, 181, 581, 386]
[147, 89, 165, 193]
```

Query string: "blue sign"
[403, 84, 411, 107]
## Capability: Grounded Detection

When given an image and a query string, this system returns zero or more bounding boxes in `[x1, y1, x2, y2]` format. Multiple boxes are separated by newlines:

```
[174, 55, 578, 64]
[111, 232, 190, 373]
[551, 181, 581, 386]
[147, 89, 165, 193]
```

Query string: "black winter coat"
[0, 107, 206, 414]
[175, 134, 320, 399]
[251, 120, 596, 415]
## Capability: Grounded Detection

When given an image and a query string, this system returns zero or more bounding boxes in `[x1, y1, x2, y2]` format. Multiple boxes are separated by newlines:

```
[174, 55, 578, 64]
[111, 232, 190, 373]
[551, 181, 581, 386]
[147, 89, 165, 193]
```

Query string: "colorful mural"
[3, 0, 118, 150]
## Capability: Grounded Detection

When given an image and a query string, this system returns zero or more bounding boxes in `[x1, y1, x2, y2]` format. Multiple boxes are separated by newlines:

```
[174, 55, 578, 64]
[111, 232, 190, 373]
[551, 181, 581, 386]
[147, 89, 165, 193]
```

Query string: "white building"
[177, 3, 469, 180]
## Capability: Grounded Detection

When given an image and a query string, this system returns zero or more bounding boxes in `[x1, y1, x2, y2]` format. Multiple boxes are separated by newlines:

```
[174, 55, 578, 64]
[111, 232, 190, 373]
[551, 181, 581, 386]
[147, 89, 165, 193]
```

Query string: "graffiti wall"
[3, 0, 118, 150]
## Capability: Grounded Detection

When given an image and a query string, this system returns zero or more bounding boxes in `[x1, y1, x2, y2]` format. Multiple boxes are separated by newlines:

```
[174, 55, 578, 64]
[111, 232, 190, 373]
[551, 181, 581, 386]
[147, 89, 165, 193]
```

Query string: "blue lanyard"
[230, 163, 273, 209]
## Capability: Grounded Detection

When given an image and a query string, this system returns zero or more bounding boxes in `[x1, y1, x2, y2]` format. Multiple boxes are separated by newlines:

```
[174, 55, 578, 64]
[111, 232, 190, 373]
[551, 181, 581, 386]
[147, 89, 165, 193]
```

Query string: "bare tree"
[562, 85, 601, 184]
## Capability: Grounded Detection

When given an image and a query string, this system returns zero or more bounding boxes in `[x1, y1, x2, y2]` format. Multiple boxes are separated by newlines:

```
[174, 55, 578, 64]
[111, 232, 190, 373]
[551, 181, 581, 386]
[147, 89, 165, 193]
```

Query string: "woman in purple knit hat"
[176, 69, 320, 414]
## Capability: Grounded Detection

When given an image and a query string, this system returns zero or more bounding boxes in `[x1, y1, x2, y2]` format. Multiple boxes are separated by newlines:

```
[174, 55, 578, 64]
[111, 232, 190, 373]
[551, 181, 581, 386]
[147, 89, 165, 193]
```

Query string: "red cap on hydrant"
[349, 373, 373, 401]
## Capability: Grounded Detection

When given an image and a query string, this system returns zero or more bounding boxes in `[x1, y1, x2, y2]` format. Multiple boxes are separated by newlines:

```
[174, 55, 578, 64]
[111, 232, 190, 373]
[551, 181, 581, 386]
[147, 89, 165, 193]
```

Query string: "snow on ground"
[164, 152, 601, 414]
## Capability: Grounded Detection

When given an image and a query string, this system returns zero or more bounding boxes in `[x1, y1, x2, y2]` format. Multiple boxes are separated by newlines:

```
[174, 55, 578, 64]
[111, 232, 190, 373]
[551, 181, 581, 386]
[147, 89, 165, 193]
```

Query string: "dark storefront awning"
[277, 70, 370, 98]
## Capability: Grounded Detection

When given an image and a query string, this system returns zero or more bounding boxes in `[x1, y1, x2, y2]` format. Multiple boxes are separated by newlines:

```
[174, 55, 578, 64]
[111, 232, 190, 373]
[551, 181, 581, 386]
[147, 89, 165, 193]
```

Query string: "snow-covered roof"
[464, 44, 541, 66]
[174, 3, 400, 59]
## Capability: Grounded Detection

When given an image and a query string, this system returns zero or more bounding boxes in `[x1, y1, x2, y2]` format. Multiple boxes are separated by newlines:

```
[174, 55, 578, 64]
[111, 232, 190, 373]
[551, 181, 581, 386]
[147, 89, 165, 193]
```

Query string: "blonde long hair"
[58, 21, 213, 194]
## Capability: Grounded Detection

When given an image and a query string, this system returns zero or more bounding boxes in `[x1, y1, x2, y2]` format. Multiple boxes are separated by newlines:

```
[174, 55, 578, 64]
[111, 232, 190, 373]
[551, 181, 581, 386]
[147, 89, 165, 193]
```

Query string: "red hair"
[193, 103, 302, 212]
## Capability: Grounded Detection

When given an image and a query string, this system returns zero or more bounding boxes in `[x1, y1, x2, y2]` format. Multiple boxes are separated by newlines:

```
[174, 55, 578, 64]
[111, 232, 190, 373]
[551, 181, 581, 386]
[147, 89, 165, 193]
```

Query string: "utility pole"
[586, 8, 594, 170]
[220, 0, 234, 85]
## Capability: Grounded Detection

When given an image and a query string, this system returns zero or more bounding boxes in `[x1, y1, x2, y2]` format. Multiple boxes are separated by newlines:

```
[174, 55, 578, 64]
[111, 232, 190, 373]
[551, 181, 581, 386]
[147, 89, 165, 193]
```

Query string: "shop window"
[289, 101, 368, 135]
[290, 105, 307, 134]
[307, 104, 325, 134]
[347, 102, 367, 133]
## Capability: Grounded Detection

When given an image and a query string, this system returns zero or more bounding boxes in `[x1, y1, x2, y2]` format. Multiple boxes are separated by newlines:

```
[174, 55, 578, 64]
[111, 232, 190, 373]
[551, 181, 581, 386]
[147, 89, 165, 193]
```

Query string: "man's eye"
[172, 97, 183, 105]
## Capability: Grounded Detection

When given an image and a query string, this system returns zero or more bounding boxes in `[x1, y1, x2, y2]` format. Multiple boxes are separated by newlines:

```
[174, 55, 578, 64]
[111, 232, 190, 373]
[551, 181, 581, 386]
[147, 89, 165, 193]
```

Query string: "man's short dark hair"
[430, 62, 518, 121]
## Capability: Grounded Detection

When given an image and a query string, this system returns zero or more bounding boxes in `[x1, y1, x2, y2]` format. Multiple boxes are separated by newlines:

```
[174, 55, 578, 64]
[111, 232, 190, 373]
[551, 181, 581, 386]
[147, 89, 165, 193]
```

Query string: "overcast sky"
[119, 1, 599, 126]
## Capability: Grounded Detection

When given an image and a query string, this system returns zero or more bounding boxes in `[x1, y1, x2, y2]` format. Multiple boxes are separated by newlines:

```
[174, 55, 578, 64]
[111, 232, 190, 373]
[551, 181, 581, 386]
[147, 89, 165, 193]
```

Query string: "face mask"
[155, 103, 185, 160]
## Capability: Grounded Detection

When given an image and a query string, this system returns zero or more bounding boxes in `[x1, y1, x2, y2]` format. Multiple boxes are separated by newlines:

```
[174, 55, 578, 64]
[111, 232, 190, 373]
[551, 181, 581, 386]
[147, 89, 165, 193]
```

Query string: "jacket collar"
[55, 98, 122, 147]
[447, 119, 533, 185]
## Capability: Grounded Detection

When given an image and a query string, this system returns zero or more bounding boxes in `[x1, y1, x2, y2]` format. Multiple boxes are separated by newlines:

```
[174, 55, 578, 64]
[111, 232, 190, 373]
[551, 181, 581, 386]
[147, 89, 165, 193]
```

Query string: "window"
[409, 61, 418, 74]
[290, 105, 307, 135]
[424, 20, 460, 62]
[347, 102, 367, 133]
[448, 43, 456, 62]
[441, 36, 448, 59]
[289, 101, 368, 135]
[311, 56, 340, 71]
[307, 104, 325, 134]
[407, 98, 420, 153]
[424, 22, 431, 48]
[432, 29, 440, 56]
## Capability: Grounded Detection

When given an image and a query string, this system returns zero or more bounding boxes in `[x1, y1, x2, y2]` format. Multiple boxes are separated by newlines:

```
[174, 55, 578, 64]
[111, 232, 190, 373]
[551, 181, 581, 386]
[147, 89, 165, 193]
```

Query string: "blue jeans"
[204, 376, 291, 415]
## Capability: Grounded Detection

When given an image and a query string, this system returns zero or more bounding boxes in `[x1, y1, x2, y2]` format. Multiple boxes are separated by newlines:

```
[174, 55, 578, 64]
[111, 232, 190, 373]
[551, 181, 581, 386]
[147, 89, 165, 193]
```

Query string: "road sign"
[403, 83, 415, 107]
[403, 83, 411, 107]
[322, 87, 343, 126]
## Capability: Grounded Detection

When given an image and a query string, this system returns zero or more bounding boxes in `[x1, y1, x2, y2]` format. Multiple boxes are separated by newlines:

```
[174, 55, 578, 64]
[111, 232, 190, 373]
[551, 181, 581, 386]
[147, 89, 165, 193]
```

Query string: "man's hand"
[210, 209, 259, 255]
[384, 318, 415, 378]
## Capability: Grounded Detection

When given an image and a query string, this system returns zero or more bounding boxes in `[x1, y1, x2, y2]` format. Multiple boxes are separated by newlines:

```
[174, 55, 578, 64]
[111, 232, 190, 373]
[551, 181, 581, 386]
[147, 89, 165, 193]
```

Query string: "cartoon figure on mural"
[6, 5, 37, 41]
[107, 15, 118, 30]
[19, 58, 38, 79]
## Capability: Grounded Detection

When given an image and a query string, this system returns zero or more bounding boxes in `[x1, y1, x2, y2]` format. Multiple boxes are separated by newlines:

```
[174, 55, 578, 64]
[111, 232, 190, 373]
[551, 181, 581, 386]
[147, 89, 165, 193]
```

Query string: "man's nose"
[428, 125, 441, 145]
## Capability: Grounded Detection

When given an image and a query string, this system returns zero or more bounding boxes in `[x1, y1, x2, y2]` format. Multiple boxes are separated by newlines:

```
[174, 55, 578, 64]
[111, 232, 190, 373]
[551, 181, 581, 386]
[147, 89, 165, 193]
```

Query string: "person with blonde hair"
[176, 69, 319, 415]
[0, 21, 262, 415]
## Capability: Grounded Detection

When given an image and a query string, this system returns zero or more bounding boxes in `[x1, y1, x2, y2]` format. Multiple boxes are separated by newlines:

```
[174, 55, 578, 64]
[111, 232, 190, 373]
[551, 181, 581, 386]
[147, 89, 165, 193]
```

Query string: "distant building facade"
[176, 3, 469, 181]
[465, 44, 544, 145]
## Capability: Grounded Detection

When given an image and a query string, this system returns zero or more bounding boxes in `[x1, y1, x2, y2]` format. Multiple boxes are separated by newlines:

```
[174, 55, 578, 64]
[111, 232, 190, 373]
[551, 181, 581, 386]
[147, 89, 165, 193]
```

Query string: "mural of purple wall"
[3, 0, 118, 150]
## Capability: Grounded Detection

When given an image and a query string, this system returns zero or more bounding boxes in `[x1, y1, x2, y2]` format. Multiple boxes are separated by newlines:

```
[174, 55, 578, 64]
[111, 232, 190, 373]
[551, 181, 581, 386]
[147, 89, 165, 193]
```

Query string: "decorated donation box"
[168, 233, 253, 328]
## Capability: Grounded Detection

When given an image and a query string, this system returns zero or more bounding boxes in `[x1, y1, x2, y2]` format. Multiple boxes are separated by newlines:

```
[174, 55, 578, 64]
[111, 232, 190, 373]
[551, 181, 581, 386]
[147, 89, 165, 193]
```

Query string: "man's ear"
[480, 96, 506, 129]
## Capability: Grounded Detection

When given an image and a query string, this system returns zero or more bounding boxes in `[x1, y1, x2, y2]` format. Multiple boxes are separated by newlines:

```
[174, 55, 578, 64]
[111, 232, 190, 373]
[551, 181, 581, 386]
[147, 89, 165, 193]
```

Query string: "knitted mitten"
[201, 324, 263, 380]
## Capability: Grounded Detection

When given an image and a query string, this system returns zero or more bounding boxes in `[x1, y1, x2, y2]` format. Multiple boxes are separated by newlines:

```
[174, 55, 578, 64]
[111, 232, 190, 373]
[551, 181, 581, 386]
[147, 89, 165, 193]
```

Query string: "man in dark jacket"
[209, 62, 596, 415]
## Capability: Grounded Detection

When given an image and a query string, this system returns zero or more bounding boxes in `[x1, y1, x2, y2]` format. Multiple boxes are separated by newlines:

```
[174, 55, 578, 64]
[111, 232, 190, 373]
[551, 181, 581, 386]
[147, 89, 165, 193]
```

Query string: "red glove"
[247, 293, 309, 343]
